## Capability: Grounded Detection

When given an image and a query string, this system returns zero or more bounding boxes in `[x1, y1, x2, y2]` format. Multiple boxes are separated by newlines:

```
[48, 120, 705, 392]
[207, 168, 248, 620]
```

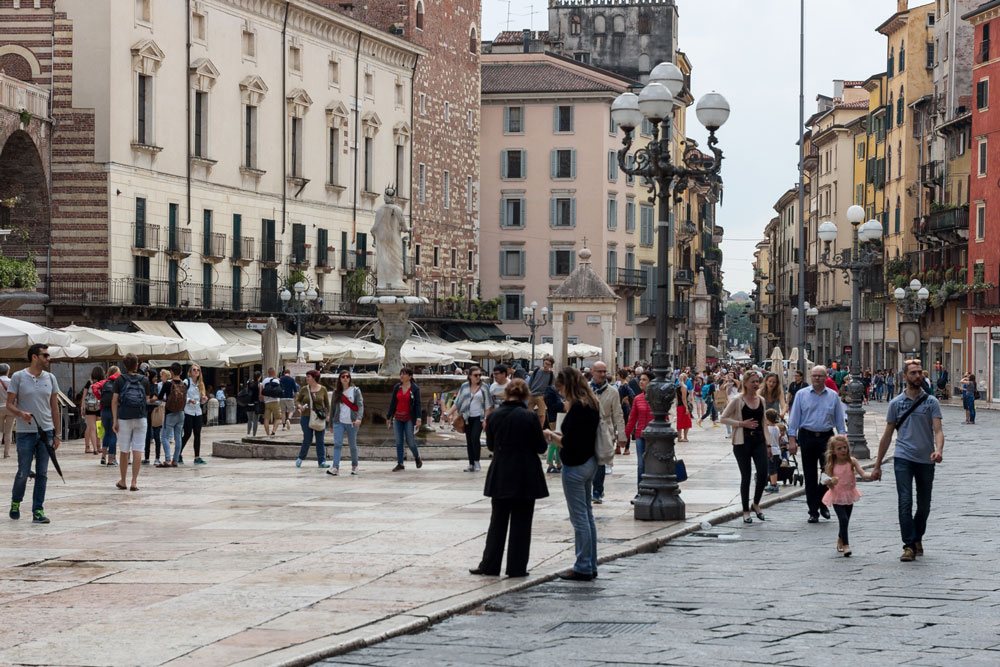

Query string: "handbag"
[452, 414, 466, 433]
[675, 458, 688, 483]
[308, 390, 327, 431]
[595, 421, 615, 465]
[151, 403, 165, 428]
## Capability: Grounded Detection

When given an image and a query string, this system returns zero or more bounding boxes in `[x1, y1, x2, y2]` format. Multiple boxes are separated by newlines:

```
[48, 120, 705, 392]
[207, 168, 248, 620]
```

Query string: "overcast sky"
[482, 0, 897, 295]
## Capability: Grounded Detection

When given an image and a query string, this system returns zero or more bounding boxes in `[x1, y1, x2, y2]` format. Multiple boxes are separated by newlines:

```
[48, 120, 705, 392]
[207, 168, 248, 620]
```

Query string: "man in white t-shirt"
[489, 364, 510, 407]
[259, 367, 282, 437]
[0, 363, 13, 458]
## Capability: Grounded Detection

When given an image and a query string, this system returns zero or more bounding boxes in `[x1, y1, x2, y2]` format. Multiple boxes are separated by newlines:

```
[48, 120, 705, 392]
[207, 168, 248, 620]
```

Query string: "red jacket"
[625, 392, 653, 439]
[92, 372, 120, 400]
[824, 376, 838, 392]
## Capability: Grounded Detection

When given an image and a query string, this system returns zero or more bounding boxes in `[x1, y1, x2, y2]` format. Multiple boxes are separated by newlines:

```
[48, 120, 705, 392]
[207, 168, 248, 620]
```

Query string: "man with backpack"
[92, 365, 120, 466]
[698, 375, 719, 427]
[112, 353, 153, 491]
[873, 359, 944, 563]
[527, 355, 555, 427]
[157, 363, 187, 467]
[260, 367, 283, 436]
[279, 369, 299, 431]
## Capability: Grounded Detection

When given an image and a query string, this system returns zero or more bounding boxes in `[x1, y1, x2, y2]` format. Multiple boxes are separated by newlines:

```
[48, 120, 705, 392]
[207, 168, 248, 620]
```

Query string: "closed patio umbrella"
[261, 317, 280, 373]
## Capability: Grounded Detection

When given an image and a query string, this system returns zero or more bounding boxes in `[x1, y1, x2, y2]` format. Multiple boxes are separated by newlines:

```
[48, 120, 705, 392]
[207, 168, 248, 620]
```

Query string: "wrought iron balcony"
[132, 223, 160, 257]
[164, 227, 192, 258]
[231, 237, 254, 266]
[288, 246, 310, 268]
[606, 267, 647, 294]
[259, 239, 283, 266]
[968, 287, 1000, 312]
[638, 298, 688, 320]
[203, 232, 226, 262]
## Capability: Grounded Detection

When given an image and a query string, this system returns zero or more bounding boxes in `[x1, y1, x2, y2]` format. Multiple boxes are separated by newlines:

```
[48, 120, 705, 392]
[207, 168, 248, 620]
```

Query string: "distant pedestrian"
[544, 367, 601, 581]
[470, 379, 548, 579]
[885, 370, 895, 398]
[543, 384, 564, 474]
[961, 373, 977, 424]
[448, 365, 494, 472]
[616, 368, 635, 454]
[675, 373, 692, 443]
[279, 369, 299, 431]
[111, 353, 153, 492]
[489, 364, 511, 406]
[93, 366, 120, 466]
[589, 361, 626, 504]
[764, 408, 782, 494]
[527, 355, 555, 427]
[7, 344, 61, 524]
[294, 370, 331, 469]
[787, 365, 846, 523]
[387, 368, 422, 471]
[329, 370, 363, 476]
[157, 363, 186, 467]
[260, 367, 282, 436]
[0, 363, 13, 459]
[625, 371, 653, 496]
[720, 370, 768, 523]
[146, 369, 167, 465]
[822, 434, 873, 557]
[179, 365, 208, 465]
[80, 366, 104, 456]
[243, 371, 262, 437]
[872, 359, 944, 562]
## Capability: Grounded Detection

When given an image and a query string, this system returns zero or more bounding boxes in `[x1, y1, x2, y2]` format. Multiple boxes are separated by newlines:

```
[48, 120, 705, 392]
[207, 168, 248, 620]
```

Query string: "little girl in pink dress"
[823, 435, 873, 557]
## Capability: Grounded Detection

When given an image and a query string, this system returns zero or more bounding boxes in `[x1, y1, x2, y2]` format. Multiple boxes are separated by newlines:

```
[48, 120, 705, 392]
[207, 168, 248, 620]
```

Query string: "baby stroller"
[777, 450, 804, 486]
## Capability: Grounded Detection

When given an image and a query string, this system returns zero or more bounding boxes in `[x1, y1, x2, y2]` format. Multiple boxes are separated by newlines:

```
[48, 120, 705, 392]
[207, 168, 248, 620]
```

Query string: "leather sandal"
[115, 482, 127, 490]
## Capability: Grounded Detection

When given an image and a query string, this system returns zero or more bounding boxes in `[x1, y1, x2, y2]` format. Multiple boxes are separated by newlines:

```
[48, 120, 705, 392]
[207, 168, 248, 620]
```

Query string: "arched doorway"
[0, 130, 51, 251]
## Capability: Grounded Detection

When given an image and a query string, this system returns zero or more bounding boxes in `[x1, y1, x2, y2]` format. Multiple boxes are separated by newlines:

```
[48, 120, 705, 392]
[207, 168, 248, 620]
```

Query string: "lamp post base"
[845, 378, 870, 459]
[633, 419, 686, 522]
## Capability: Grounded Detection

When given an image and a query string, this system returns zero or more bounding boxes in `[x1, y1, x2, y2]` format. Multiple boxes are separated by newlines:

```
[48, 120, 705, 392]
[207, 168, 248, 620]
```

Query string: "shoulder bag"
[893, 392, 929, 432]
[308, 390, 327, 431]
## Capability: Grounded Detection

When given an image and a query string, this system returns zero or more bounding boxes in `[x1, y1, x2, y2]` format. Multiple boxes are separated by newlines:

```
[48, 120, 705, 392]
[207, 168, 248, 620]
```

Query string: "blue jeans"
[12, 430, 51, 512]
[101, 409, 117, 456]
[963, 395, 976, 423]
[393, 419, 419, 465]
[635, 437, 646, 491]
[593, 462, 606, 499]
[298, 416, 326, 465]
[162, 411, 183, 463]
[561, 456, 598, 575]
[333, 422, 359, 468]
[894, 458, 935, 549]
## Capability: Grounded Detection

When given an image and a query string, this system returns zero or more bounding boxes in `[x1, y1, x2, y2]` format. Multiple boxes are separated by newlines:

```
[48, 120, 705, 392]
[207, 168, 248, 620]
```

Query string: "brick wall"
[318, 0, 482, 306]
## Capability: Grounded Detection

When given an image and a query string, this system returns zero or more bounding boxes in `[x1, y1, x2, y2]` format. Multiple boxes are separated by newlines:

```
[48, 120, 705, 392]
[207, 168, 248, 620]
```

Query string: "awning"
[61, 325, 189, 360]
[441, 323, 507, 342]
[133, 320, 179, 339]
[172, 321, 228, 348]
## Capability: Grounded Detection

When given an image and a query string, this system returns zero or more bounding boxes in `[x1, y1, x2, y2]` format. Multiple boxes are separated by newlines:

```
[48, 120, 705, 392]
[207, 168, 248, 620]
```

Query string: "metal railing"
[231, 236, 254, 262]
[288, 249, 310, 266]
[927, 205, 968, 233]
[259, 239, 283, 264]
[133, 223, 160, 251]
[638, 298, 689, 319]
[165, 227, 192, 254]
[607, 267, 646, 288]
[204, 232, 226, 259]
[968, 287, 1000, 311]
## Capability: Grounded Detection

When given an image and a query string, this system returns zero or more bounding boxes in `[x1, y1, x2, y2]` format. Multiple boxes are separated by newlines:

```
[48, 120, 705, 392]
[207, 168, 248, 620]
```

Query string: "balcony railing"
[0, 72, 49, 119]
[231, 236, 254, 265]
[607, 267, 646, 290]
[968, 287, 1000, 311]
[638, 298, 689, 319]
[132, 223, 160, 255]
[674, 268, 695, 286]
[46, 278, 485, 320]
[928, 205, 968, 233]
[203, 232, 226, 260]
[289, 247, 310, 267]
[165, 227, 192, 256]
[259, 239, 283, 264]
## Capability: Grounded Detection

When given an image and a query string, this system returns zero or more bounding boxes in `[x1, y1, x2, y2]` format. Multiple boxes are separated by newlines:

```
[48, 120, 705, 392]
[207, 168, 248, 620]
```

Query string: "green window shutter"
[518, 250, 525, 277]
[571, 199, 577, 227]
[499, 250, 505, 276]
[503, 106, 510, 132]
[550, 150, 557, 178]
[519, 198, 527, 227]
[569, 250, 576, 273]
[571, 149, 577, 179]
[521, 150, 527, 178]
[501, 150, 508, 179]
[550, 198, 557, 226]
[549, 250, 556, 277]
[568, 106, 573, 131]
[500, 198, 505, 227]
[553, 106, 559, 132]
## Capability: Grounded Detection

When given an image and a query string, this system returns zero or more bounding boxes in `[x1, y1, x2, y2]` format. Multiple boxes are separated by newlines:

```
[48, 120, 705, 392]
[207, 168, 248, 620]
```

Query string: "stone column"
[695, 328, 707, 372]
[552, 309, 568, 370]
[376, 299, 412, 377]
[600, 311, 616, 374]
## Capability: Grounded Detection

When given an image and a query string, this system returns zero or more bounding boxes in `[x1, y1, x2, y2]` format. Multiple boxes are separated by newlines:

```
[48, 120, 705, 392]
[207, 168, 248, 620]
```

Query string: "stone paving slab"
[0, 412, 894, 666]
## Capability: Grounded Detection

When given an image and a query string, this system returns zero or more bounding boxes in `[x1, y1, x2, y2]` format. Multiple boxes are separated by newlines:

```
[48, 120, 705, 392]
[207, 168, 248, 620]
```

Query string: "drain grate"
[548, 621, 654, 635]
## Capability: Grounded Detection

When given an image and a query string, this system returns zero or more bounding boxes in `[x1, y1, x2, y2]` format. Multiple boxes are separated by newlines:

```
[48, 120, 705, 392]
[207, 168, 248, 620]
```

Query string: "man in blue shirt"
[787, 365, 846, 523]
[278, 369, 299, 431]
[873, 359, 944, 563]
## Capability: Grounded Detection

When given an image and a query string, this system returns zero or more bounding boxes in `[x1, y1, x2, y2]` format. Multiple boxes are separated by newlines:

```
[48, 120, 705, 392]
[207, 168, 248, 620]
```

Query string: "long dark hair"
[555, 367, 598, 411]
[333, 370, 352, 404]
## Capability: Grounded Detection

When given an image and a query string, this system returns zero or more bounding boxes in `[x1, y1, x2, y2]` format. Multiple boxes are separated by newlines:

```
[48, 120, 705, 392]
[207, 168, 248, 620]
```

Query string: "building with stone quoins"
[0, 0, 427, 331]
[317, 0, 482, 318]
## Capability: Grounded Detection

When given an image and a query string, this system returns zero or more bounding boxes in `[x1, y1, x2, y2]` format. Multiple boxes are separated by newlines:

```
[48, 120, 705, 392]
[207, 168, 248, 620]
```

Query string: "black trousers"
[181, 413, 202, 458]
[732, 441, 768, 512]
[479, 498, 535, 576]
[798, 430, 832, 516]
[465, 416, 483, 464]
[834, 504, 853, 545]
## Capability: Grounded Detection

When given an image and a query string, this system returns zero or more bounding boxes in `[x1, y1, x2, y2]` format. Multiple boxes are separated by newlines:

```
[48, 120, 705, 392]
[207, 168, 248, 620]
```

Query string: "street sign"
[246, 318, 268, 331]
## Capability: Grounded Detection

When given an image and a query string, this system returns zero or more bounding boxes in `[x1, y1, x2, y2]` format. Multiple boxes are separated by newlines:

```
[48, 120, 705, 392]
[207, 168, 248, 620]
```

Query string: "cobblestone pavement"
[322, 402, 1000, 666]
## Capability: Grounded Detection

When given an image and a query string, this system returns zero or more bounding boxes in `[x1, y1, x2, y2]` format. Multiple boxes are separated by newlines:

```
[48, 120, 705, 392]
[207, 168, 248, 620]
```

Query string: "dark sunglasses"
[40, 353, 50, 358]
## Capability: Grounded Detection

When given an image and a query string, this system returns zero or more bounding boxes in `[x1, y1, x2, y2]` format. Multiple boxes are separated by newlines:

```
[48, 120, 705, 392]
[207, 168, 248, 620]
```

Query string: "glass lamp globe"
[695, 91, 730, 130]
[860, 219, 883, 242]
[649, 62, 685, 98]
[791, 307, 799, 317]
[280, 288, 292, 302]
[521, 306, 531, 317]
[909, 279, 922, 292]
[305, 287, 318, 301]
[294, 281, 306, 294]
[611, 92, 643, 131]
[918, 287, 930, 300]
[807, 307, 819, 317]
[541, 306, 550, 316]
[638, 82, 673, 122]
[846, 205, 866, 225]
[894, 287, 906, 300]
[818, 221, 838, 243]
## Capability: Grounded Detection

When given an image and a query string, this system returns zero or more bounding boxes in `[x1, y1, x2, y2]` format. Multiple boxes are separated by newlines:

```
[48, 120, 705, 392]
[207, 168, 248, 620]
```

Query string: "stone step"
[213, 429, 480, 461]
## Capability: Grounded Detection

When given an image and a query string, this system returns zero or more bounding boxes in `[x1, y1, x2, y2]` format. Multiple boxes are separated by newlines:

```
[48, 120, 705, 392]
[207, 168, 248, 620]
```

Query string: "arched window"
[894, 196, 901, 233]
[594, 15, 606, 34]
[613, 15, 625, 34]
[638, 53, 650, 74]
[887, 145, 892, 181]
[638, 13, 651, 35]
[897, 141, 902, 179]
[899, 40, 906, 71]
[570, 15, 581, 35]
[415, 0, 424, 30]
[897, 86, 904, 125]
[469, 26, 477, 54]
[887, 93, 894, 128]
[888, 47, 895, 77]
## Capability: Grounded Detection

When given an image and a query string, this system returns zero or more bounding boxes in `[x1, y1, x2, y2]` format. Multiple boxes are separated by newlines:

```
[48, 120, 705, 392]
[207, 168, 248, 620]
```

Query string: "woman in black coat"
[470, 378, 548, 578]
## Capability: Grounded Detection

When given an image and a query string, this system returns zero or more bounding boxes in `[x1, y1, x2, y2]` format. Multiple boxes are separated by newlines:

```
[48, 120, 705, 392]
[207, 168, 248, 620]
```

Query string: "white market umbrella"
[48, 343, 89, 360]
[402, 339, 454, 366]
[314, 335, 385, 366]
[0, 316, 74, 358]
[568, 343, 602, 360]
[61, 325, 189, 360]
[449, 340, 512, 360]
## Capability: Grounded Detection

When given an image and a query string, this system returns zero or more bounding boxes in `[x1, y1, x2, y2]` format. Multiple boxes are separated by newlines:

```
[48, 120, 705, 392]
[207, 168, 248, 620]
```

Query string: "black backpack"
[118, 374, 148, 413]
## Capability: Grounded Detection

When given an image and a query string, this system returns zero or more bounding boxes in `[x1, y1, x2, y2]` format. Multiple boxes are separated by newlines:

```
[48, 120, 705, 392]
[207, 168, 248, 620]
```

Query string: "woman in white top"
[180, 365, 208, 465]
[329, 370, 365, 476]
[447, 365, 494, 472]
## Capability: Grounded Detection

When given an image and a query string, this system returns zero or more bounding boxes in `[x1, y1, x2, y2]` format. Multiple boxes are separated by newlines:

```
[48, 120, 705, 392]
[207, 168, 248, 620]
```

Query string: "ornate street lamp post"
[521, 300, 549, 371]
[817, 205, 883, 459]
[893, 279, 930, 320]
[612, 62, 729, 521]
[280, 281, 318, 363]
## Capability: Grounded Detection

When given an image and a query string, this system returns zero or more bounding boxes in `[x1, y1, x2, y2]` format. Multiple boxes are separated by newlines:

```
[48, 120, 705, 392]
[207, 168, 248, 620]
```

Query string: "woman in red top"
[386, 368, 422, 471]
[624, 371, 652, 495]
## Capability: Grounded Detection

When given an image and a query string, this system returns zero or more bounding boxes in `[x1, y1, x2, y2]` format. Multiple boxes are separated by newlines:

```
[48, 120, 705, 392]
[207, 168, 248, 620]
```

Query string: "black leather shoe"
[807, 515, 819, 524]
[506, 572, 529, 578]
[558, 570, 595, 582]
[468, 568, 499, 576]
[819, 506, 831, 520]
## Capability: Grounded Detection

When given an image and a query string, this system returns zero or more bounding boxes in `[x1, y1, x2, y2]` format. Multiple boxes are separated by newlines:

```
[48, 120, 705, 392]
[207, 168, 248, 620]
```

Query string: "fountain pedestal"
[376, 300, 410, 376]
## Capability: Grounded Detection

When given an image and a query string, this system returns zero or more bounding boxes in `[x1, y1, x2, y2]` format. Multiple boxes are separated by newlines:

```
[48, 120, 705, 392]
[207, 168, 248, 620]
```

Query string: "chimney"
[833, 79, 844, 101]
[523, 28, 531, 53]
[897, 0, 907, 13]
